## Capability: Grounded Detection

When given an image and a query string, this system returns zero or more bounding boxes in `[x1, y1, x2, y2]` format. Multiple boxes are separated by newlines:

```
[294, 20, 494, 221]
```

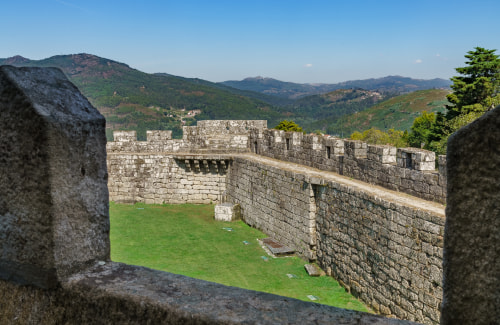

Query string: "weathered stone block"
[344, 140, 368, 158]
[397, 148, 435, 170]
[0, 66, 110, 288]
[147, 130, 172, 141]
[114, 130, 137, 142]
[368, 145, 397, 164]
[214, 203, 241, 221]
[438, 155, 446, 177]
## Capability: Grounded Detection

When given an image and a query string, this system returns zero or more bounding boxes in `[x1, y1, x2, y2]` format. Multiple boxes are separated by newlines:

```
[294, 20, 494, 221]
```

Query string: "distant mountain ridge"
[1, 53, 450, 139]
[221, 76, 451, 99]
[0, 53, 284, 139]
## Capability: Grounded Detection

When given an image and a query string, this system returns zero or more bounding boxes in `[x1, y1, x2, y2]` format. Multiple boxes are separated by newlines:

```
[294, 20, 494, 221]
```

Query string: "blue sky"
[2, 0, 499, 83]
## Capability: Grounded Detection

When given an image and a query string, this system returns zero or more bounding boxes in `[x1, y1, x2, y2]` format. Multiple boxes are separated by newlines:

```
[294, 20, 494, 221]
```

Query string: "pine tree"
[446, 47, 500, 119]
[406, 48, 500, 155]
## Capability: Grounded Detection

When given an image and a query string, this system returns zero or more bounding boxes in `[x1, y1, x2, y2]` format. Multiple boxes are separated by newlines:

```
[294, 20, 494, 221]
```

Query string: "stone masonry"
[251, 129, 446, 204]
[0, 66, 109, 288]
[107, 151, 230, 204]
[1, 65, 496, 324]
[314, 180, 444, 323]
[106, 121, 265, 205]
[441, 106, 500, 324]
[226, 154, 445, 324]
[227, 157, 319, 260]
[1, 65, 421, 325]
[107, 121, 447, 324]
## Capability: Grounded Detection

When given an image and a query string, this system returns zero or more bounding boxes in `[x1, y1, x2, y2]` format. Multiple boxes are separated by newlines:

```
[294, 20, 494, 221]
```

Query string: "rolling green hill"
[313, 89, 450, 136]
[1, 54, 451, 140]
[277, 88, 389, 130]
[0, 54, 284, 140]
[157, 74, 295, 107]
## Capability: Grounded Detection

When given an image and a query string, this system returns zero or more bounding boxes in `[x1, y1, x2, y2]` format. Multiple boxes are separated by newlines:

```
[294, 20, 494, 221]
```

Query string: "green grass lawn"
[110, 202, 370, 312]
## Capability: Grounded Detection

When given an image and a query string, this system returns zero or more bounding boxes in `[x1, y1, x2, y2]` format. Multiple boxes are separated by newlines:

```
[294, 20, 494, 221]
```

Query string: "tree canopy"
[446, 47, 500, 118]
[351, 128, 407, 147]
[274, 120, 304, 132]
[403, 47, 500, 155]
[407, 111, 435, 148]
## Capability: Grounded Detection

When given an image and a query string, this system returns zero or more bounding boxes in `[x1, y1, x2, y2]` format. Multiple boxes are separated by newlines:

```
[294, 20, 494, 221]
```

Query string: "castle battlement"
[108, 121, 446, 204]
[105, 121, 447, 323]
[107, 120, 267, 154]
[249, 128, 445, 204]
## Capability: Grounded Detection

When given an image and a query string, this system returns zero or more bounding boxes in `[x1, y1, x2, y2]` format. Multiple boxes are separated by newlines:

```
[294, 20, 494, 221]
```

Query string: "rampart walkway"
[238, 153, 445, 217]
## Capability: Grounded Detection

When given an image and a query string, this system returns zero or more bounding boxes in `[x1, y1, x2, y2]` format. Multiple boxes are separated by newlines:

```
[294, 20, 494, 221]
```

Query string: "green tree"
[410, 47, 500, 154]
[350, 127, 408, 147]
[426, 110, 485, 155]
[407, 111, 436, 148]
[446, 47, 500, 118]
[274, 120, 304, 132]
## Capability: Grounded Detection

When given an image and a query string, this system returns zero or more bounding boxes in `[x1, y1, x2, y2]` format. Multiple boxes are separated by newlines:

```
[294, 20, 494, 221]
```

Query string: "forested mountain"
[278, 89, 387, 131]
[1, 53, 451, 140]
[221, 76, 451, 99]
[156, 74, 295, 107]
[0, 54, 284, 139]
[312, 89, 450, 136]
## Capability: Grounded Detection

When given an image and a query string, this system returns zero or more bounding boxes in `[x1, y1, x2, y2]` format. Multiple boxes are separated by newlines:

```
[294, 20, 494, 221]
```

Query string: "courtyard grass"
[110, 202, 370, 312]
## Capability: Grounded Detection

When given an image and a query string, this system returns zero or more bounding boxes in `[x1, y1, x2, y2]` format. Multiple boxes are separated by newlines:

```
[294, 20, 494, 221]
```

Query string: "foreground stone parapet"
[0, 262, 419, 324]
[442, 106, 500, 324]
[0, 66, 110, 288]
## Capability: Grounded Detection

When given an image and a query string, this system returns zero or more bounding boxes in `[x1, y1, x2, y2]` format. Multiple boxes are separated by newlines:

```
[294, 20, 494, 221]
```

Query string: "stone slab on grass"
[304, 264, 323, 277]
[262, 238, 295, 256]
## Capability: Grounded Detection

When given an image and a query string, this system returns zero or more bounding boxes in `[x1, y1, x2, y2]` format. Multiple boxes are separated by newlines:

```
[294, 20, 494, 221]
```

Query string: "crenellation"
[345, 139, 368, 158]
[250, 129, 445, 204]
[368, 144, 397, 164]
[147, 130, 172, 141]
[114, 130, 137, 142]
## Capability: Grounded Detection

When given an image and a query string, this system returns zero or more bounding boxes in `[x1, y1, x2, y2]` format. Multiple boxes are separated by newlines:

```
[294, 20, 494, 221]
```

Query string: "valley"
[0, 53, 450, 140]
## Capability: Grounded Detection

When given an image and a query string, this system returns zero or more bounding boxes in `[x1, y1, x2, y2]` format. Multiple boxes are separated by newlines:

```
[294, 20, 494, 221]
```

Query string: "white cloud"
[436, 54, 448, 61]
[304, 63, 313, 68]
[415, 59, 423, 64]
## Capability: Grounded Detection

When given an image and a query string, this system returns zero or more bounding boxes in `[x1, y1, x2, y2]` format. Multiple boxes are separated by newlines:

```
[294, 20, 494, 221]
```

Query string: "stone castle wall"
[106, 122, 447, 323]
[227, 157, 318, 260]
[251, 129, 446, 204]
[107, 120, 267, 154]
[226, 155, 444, 324]
[314, 182, 444, 324]
[106, 120, 266, 204]
[107, 153, 230, 204]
